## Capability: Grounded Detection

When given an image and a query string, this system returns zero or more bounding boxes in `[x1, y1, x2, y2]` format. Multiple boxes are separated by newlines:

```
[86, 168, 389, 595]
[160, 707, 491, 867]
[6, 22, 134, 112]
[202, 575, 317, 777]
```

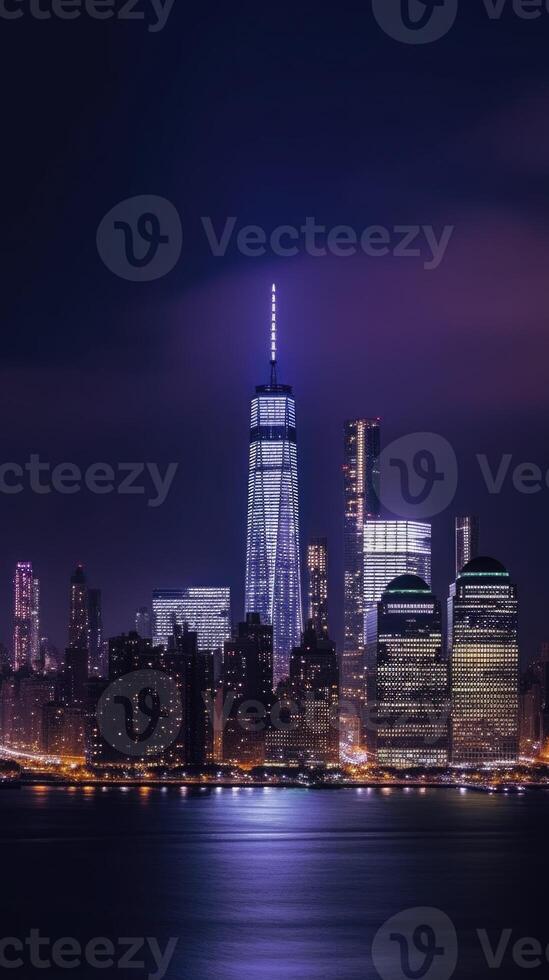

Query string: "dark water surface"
[0, 786, 547, 979]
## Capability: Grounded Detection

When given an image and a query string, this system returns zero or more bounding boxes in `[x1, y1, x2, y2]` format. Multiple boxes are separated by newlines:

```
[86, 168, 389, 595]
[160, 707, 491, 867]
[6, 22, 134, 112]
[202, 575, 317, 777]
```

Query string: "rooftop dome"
[458, 556, 509, 578]
[383, 574, 431, 596]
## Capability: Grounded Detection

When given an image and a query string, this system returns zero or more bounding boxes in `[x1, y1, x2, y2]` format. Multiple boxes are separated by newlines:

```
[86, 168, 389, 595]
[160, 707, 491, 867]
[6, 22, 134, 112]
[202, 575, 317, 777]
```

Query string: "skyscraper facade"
[342, 419, 381, 693]
[68, 564, 89, 650]
[449, 557, 519, 765]
[365, 575, 449, 767]
[13, 562, 36, 671]
[455, 515, 480, 577]
[152, 589, 185, 647]
[307, 538, 329, 637]
[88, 588, 103, 677]
[222, 613, 274, 766]
[364, 520, 432, 629]
[30, 576, 40, 670]
[181, 587, 231, 655]
[245, 285, 303, 683]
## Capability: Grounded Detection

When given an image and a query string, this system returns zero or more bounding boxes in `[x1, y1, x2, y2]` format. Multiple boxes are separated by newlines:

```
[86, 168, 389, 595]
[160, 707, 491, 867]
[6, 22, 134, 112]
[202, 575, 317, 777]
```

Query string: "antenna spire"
[270, 283, 277, 385]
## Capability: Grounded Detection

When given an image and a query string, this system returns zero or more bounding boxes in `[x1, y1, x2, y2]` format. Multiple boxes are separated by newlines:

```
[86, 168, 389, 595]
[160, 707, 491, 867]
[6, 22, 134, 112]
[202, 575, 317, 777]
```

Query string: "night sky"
[1, 2, 548, 659]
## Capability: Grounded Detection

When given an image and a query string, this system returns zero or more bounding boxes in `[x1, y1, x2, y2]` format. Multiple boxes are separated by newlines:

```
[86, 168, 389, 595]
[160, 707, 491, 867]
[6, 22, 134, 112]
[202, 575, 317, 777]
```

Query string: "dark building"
[520, 644, 549, 758]
[307, 538, 329, 638]
[88, 588, 103, 677]
[222, 613, 273, 766]
[365, 576, 449, 768]
[43, 701, 85, 758]
[455, 515, 480, 578]
[136, 606, 152, 639]
[163, 627, 214, 767]
[63, 647, 88, 706]
[68, 564, 89, 651]
[342, 418, 381, 709]
[267, 623, 339, 766]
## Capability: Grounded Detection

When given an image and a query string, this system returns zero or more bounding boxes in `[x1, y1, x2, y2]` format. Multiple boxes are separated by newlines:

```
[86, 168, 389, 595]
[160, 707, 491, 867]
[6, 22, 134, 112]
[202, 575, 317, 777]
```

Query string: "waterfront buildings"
[449, 556, 519, 765]
[365, 575, 449, 767]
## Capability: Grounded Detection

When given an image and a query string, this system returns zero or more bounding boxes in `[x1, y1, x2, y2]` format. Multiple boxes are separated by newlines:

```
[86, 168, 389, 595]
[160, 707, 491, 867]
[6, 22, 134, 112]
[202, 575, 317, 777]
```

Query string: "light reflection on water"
[0, 787, 545, 980]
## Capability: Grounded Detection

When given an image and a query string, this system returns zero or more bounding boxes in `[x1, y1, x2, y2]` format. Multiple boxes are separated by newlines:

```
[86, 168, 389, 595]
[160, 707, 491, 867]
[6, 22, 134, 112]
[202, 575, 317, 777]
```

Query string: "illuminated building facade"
[181, 587, 231, 655]
[449, 557, 519, 765]
[152, 589, 185, 647]
[245, 285, 303, 683]
[68, 563, 89, 650]
[455, 515, 479, 577]
[307, 538, 329, 637]
[366, 576, 449, 767]
[342, 419, 381, 703]
[13, 562, 36, 671]
[364, 520, 432, 630]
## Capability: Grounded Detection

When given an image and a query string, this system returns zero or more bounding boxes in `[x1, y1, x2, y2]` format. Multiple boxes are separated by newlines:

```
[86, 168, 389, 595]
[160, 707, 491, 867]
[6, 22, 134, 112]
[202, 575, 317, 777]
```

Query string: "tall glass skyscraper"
[152, 587, 231, 656]
[455, 515, 480, 577]
[363, 520, 432, 631]
[343, 419, 381, 692]
[307, 537, 329, 638]
[245, 285, 303, 684]
[68, 563, 89, 650]
[449, 556, 519, 765]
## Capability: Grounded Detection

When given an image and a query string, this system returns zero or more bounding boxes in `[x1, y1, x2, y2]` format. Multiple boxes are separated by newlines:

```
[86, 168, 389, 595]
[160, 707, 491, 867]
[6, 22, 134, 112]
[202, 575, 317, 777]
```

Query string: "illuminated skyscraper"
[343, 419, 381, 695]
[365, 575, 449, 767]
[30, 577, 40, 670]
[455, 515, 479, 577]
[152, 589, 185, 647]
[307, 538, 329, 637]
[245, 285, 303, 683]
[68, 564, 88, 650]
[449, 556, 519, 765]
[181, 587, 231, 655]
[364, 521, 432, 632]
[13, 562, 36, 671]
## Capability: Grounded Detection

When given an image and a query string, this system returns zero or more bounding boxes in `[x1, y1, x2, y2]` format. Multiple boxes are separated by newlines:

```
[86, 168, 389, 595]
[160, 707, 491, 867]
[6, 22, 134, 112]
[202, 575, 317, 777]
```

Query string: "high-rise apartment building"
[13, 562, 37, 671]
[88, 588, 103, 677]
[245, 285, 303, 684]
[455, 515, 479, 578]
[449, 557, 519, 765]
[307, 538, 329, 637]
[365, 575, 449, 767]
[68, 564, 89, 650]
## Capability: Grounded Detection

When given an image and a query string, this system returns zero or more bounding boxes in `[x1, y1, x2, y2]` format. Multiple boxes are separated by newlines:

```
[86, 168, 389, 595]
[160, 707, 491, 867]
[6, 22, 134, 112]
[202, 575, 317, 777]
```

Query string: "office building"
[365, 575, 449, 767]
[307, 538, 329, 638]
[223, 614, 273, 766]
[455, 515, 479, 577]
[245, 285, 303, 684]
[449, 557, 519, 765]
